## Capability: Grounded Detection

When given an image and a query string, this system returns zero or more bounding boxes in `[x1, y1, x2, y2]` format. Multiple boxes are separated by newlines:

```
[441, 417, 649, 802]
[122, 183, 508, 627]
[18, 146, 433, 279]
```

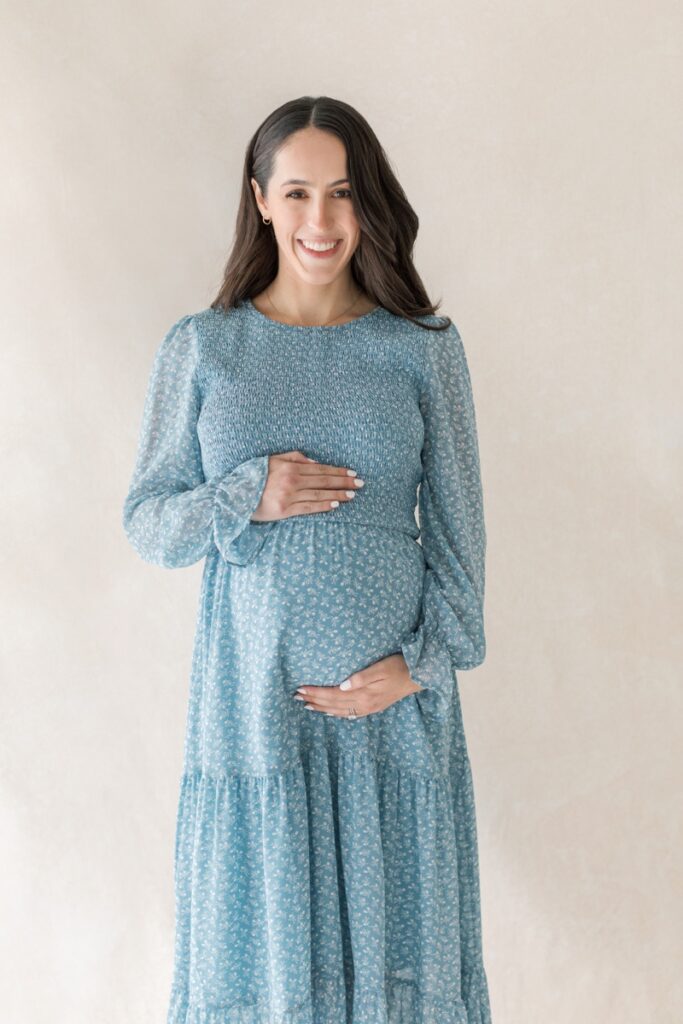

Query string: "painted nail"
[346, 469, 356, 476]
[354, 478, 364, 486]
[345, 490, 356, 497]
[339, 679, 352, 691]
[296, 688, 307, 694]
[293, 694, 305, 701]
[304, 704, 316, 711]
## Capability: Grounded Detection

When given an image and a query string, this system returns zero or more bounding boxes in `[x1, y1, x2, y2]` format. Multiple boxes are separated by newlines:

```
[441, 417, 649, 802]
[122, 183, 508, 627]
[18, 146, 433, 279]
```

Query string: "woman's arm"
[122, 314, 274, 568]
[399, 321, 487, 717]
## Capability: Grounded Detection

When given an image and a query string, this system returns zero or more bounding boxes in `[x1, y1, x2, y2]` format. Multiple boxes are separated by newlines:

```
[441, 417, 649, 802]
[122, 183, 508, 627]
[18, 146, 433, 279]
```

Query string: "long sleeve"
[122, 314, 275, 569]
[399, 322, 487, 718]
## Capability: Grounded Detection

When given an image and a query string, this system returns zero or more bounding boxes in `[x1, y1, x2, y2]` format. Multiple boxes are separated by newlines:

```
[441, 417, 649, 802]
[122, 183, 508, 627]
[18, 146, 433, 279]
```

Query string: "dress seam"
[181, 750, 450, 785]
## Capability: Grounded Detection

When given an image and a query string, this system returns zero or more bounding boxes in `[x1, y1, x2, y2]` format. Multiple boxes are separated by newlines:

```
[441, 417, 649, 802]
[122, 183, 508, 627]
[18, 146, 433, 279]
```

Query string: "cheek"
[270, 205, 297, 233]
[274, 219, 300, 250]
[344, 227, 361, 253]
[343, 214, 361, 242]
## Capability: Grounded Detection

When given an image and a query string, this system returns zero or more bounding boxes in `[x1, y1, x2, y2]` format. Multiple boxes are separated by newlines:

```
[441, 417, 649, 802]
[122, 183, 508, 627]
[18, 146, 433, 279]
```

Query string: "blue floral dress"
[122, 298, 492, 1024]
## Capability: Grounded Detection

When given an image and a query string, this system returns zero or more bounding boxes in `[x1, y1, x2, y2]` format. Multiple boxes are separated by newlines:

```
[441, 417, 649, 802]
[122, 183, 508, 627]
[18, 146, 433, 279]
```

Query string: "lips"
[297, 239, 342, 258]
[298, 238, 341, 247]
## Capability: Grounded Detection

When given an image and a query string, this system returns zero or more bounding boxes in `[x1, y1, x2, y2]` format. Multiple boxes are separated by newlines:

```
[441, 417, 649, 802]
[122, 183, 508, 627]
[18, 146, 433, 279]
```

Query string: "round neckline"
[244, 297, 383, 331]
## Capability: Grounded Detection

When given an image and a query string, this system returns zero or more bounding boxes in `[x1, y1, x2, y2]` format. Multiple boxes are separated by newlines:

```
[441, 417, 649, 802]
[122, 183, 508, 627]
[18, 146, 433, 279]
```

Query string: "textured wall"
[1, 1, 681, 1021]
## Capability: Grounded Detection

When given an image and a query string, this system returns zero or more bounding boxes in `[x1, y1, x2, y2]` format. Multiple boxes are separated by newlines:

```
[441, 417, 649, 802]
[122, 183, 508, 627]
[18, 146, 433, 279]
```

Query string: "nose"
[306, 197, 336, 233]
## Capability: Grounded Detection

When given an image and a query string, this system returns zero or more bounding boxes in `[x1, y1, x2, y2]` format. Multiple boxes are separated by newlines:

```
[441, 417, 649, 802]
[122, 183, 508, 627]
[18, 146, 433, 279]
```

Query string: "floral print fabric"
[122, 300, 491, 1023]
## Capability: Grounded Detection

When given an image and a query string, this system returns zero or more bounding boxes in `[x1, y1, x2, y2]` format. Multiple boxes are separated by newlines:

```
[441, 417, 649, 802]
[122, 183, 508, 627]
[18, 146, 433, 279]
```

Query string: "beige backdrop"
[2, 1, 681, 1022]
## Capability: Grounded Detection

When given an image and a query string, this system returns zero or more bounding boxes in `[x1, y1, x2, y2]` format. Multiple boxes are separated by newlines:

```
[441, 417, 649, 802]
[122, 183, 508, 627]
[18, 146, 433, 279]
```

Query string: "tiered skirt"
[167, 521, 491, 1024]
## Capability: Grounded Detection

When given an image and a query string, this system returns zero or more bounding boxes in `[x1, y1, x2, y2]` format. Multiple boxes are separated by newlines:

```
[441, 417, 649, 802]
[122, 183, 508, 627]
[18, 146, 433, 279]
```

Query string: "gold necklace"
[266, 287, 363, 327]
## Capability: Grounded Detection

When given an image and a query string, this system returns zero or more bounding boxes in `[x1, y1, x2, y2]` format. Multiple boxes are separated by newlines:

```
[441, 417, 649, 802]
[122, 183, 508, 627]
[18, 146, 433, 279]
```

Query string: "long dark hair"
[209, 96, 451, 332]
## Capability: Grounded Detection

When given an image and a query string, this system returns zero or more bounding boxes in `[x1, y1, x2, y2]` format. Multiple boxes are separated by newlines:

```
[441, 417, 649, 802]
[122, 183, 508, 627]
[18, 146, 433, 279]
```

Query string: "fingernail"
[326, 712, 335, 716]
[304, 704, 315, 711]
[296, 688, 307, 694]
[354, 478, 364, 486]
[339, 679, 351, 691]
[293, 694, 305, 701]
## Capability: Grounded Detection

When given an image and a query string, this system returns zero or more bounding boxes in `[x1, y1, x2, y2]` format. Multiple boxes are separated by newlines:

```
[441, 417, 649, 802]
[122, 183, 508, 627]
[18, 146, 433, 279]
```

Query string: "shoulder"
[381, 308, 461, 341]
[162, 304, 243, 334]
[152, 312, 200, 367]
[390, 312, 464, 370]
[156, 304, 244, 357]
[403, 317, 474, 402]
[372, 307, 457, 340]
[182, 303, 252, 345]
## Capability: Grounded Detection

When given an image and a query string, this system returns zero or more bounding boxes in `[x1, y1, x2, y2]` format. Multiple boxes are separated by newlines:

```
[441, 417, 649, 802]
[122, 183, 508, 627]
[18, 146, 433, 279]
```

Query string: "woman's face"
[251, 126, 362, 284]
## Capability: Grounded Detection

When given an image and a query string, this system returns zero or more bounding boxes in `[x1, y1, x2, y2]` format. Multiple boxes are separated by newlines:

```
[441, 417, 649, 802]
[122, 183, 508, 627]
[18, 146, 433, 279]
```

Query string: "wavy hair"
[209, 96, 451, 332]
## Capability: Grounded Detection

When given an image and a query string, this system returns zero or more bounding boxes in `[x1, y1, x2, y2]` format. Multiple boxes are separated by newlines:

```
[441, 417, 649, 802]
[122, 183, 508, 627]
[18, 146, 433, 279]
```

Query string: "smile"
[297, 239, 342, 257]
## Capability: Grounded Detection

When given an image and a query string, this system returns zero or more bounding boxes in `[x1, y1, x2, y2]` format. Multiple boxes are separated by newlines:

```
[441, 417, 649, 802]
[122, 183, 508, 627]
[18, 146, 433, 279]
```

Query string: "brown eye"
[285, 190, 352, 200]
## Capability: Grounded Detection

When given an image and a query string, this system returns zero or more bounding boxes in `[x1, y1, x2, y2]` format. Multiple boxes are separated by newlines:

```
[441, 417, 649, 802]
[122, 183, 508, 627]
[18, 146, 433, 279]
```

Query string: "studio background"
[1, 1, 680, 1022]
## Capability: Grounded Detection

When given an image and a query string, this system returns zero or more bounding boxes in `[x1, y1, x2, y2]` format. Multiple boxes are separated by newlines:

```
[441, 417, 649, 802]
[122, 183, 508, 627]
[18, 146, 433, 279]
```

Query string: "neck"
[265, 281, 362, 326]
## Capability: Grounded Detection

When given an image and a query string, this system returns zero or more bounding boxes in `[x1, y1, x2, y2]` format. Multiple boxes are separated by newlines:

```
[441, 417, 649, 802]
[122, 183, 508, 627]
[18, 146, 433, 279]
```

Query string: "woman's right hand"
[250, 451, 365, 522]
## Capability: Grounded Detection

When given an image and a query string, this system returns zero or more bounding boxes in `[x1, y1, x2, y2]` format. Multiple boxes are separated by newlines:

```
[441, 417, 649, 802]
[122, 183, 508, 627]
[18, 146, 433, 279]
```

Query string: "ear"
[250, 177, 267, 217]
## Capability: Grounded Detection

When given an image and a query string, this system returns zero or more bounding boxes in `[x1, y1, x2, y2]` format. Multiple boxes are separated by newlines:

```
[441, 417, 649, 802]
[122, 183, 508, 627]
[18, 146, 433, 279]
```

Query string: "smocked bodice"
[194, 302, 426, 541]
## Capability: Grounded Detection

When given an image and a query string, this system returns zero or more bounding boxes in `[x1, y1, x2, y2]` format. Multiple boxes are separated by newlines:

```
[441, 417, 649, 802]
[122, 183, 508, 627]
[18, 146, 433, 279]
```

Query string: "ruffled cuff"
[399, 570, 486, 719]
[212, 454, 275, 566]
[399, 617, 455, 720]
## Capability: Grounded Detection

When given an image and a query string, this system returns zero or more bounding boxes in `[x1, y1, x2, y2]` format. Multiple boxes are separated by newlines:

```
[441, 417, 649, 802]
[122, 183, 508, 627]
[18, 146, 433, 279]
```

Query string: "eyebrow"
[279, 178, 350, 188]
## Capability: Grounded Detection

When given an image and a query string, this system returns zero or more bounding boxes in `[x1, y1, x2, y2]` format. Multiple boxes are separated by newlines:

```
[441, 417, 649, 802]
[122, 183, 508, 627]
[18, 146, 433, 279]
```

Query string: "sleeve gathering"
[121, 314, 274, 569]
[399, 322, 487, 718]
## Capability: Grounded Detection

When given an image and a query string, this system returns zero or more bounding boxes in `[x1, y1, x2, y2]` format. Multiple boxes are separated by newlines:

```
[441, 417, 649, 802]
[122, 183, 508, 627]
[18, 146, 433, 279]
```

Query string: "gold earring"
[262, 215, 271, 225]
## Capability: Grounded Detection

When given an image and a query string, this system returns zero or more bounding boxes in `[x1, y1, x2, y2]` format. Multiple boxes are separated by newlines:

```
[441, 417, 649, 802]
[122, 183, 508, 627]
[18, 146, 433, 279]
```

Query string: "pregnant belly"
[191, 521, 428, 774]
[224, 519, 426, 691]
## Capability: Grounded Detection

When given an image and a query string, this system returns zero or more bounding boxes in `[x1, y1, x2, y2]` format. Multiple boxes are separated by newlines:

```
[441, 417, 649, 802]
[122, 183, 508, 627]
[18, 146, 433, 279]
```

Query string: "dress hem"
[167, 968, 491, 1024]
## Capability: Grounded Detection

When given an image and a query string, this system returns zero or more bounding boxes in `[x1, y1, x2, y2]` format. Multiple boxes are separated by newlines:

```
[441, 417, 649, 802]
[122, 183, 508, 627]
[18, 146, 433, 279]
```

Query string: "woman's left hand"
[292, 653, 423, 718]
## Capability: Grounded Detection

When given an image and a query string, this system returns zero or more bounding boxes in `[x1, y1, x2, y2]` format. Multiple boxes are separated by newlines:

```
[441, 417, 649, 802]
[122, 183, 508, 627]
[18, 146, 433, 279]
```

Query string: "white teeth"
[300, 239, 340, 252]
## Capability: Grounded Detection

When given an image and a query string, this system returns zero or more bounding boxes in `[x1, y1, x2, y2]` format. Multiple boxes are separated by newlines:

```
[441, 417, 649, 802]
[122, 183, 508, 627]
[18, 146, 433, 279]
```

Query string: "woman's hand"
[251, 450, 364, 522]
[292, 654, 424, 718]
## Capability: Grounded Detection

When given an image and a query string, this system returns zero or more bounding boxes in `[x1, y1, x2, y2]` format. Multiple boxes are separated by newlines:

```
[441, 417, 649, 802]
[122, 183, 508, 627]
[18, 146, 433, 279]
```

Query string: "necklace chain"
[266, 286, 363, 327]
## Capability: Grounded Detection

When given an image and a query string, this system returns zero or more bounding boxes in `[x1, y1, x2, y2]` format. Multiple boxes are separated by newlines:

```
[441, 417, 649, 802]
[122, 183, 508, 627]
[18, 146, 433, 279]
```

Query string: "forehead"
[274, 129, 349, 186]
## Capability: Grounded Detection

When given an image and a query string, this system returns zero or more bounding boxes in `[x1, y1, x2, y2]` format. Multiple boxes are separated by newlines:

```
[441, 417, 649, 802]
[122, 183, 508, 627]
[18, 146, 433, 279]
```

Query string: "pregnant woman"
[122, 96, 492, 1024]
